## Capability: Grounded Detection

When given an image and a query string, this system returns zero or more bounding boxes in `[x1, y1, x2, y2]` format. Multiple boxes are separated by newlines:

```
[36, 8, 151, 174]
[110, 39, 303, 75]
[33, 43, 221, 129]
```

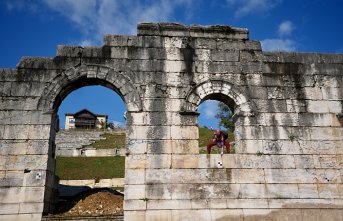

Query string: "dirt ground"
[55, 189, 123, 216]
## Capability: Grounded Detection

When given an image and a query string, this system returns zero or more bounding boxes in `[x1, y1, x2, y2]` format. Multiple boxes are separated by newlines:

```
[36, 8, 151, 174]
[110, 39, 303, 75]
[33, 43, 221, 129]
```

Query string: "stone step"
[41, 215, 124, 221]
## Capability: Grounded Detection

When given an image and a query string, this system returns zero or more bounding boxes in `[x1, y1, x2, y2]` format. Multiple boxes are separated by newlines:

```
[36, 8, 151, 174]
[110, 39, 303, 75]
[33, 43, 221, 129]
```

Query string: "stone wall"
[55, 130, 125, 156]
[0, 23, 342, 221]
[55, 130, 104, 156]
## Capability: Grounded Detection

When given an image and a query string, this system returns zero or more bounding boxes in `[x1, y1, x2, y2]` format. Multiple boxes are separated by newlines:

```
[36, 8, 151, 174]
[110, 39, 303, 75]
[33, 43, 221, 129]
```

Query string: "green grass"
[56, 156, 125, 180]
[198, 127, 214, 147]
[89, 132, 126, 149]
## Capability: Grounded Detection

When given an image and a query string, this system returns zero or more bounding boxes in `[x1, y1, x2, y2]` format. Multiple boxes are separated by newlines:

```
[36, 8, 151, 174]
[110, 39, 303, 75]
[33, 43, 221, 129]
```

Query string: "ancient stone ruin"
[0, 23, 342, 221]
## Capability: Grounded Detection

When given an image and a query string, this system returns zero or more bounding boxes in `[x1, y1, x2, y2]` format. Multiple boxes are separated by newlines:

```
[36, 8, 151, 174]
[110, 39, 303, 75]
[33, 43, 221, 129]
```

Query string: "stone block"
[285, 99, 306, 113]
[0, 140, 27, 155]
[0, 82, 12, 97]
[146, 154, 171, 169]
[310, 127, 339, 141]
[171, 139, 199, 154]
[28, 125, 51, 139]
[19, 202, 44, 213]
[191, 199, 208, 209]
[298, 113, 333, 127]
[261, 113, 299, 126]
[226, 199, 269, 209]
[208, 198, 227, 209]
[125, 185, 146, 200]
[313, 155, 343, 169]
[171, 183, 240, 200]
[3, 125, 29, 140]
[124, 211, 146, 221]
[108, 47, 129, 59]
[146, 210, 172, 221]
[145, 111, 170, 125]
[307, 100, 330, 112]
[210, 209, 244, 221]
[317, 184, 341, 198]
[126, 112, 147, 126]
[294, 156, 315, 169]
[133, 125, 171, 140]
[238, 126, 305, 140]
[163, 37, 184, 48]
[302, 87, 323, 100]
[231, 169, 265, 183]
[170, 126, 198, 139]
[145, 140, 172, 154]
[171, 209, 212, 221]
[56, 45, 83, 57]
[253, 99, 287, 113]
[126, 155, 147, 169]
[268, 199, 338, 209]
[169, 112, 198, 126]
[127, 140, 148, 154]
[143, 98, 183, 112]
[298, 184, 319, 198]
[243, 208, 303, 221]
[125, 169, 145, 184]
[124, 199, 146, 211]
[146, 181, 172, 200]
[317, 209, 343, 221]
[146, 184, 172, 200]
[145, 169, 171, 184]
[0, 214, 42, 221]
[241, 183, 299, 199]
[210, 50, 240, 62]
[103, 35, 143, 47]
[0, 203, 19, 214]
[26, 140, 51, 155]
[147, 199, 191, 210]
[172, 155, 201, 169]
[0, 187, 44, 203]
[165, 48, 185, 61]
[265, 169, 342, 184]
[0, 97, 40, 111]
[163, 60, 187, 73]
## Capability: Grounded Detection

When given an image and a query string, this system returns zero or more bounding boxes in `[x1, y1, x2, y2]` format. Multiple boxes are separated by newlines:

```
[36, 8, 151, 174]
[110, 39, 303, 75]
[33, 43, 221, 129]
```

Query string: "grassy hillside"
[89, 132, 126, 149]
[56, 156, 125, 180]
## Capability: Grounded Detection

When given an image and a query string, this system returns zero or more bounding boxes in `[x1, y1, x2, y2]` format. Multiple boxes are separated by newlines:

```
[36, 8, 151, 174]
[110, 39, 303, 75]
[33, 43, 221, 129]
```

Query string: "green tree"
[215, 102, 235, 132]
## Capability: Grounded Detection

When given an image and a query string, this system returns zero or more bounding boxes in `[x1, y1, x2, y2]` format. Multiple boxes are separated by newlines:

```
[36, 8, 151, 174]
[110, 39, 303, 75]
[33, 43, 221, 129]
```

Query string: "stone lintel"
[137, 22, 249, 40]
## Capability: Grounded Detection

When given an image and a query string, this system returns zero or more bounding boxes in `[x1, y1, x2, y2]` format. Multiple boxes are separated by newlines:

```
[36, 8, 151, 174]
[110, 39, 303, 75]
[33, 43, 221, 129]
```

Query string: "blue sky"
[1, 0, 343, 129]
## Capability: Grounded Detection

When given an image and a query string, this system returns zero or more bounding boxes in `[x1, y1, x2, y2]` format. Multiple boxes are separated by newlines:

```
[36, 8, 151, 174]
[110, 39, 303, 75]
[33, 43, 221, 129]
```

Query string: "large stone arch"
[185, 79, 256, 118]
[35, 64, 143, 214]
[37, 64, 142, 113]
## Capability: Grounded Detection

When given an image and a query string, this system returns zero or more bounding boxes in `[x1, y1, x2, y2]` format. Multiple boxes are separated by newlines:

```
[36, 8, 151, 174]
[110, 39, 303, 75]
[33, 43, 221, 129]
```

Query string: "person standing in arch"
[207, 129, 230, 154]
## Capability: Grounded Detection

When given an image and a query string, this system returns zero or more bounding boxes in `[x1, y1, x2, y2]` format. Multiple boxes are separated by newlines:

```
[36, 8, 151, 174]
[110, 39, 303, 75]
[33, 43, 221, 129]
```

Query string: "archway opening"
[197, 93, 237, 154]
[48, 83, 127, 217]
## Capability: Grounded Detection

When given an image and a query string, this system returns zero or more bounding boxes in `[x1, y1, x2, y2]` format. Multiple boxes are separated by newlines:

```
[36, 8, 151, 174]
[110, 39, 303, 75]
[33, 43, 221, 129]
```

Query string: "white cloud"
[226, 0, 281, 17]
[198, 100, 220, 120]
[41, 0, 194, 45]
[278, 20, 295, 37]
[4, 0, 38, 12]
[261, 39, 296, 52]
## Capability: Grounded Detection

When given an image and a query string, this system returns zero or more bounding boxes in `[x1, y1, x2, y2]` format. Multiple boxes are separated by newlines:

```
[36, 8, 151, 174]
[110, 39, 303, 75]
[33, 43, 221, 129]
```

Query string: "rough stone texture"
[55, 130, 126, 156]
[0, 23, 342, 220]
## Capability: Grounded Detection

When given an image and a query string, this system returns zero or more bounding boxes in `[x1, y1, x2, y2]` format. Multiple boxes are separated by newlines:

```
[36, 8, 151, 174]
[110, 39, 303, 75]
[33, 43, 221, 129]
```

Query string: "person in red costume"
[207, 129, 230, 154]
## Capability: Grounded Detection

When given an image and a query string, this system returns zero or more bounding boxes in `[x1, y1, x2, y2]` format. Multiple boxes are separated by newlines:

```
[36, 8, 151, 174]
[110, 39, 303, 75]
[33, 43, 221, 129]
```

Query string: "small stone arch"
[37, 64, 142, 113]
[185, 79, 255, 118]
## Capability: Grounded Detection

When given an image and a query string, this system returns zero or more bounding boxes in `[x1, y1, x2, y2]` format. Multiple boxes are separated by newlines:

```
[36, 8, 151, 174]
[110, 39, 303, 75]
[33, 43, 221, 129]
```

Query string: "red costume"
[207, 130, 230, 154]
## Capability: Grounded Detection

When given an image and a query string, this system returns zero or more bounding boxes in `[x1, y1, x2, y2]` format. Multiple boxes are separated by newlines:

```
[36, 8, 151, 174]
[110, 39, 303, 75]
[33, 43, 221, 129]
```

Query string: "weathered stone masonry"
[0, 23, 343, 221]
